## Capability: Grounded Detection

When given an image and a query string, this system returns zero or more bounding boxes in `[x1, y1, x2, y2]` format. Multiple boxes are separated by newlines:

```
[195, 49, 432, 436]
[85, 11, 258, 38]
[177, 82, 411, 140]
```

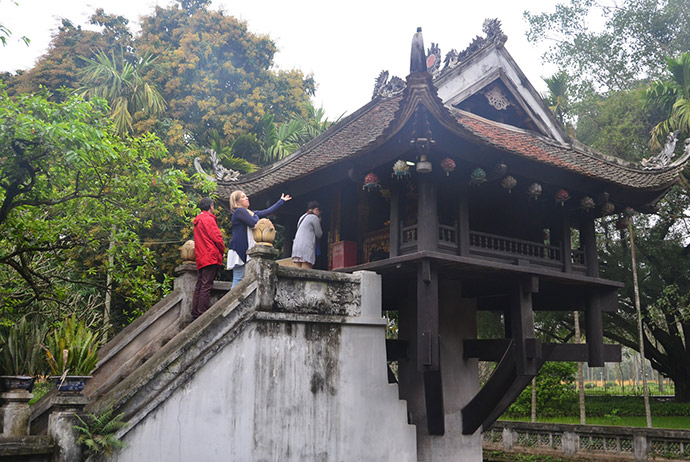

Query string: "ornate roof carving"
[372, 71, 406, 99]
[441, 18, 507, 72]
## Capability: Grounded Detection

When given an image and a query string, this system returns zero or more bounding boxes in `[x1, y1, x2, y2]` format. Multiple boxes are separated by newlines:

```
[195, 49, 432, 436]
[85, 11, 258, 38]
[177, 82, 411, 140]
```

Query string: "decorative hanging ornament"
[493, 162, 508, 177]
[501, 175, 517, 193]
[470, 167, 487, 186]
[601, 202, 615, 215]
[440, 157, 456, 176]
[392, 160, 410, 179]
[363, 172, 381, 191]
[554, 189, 570, 206]
[579, 196, 595, 212]
[527, 183, 542, 200]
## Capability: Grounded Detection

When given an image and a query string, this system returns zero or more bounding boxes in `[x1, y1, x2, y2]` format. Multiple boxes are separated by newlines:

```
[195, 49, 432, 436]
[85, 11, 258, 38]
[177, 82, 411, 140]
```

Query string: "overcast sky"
[1, 0, 561, 119]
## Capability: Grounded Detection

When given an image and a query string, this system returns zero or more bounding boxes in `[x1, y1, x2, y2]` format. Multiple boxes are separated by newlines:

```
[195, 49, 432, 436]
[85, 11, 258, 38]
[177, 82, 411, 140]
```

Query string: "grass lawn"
[503, 415, 690, 429]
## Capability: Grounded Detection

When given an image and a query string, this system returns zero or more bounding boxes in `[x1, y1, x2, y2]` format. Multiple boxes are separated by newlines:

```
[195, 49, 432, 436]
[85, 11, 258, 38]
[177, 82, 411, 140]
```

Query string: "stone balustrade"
[485, 420, 690, 461]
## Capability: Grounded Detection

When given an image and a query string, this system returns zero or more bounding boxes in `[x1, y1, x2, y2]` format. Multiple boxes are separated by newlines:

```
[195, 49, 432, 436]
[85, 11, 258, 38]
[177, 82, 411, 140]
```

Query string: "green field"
[502, 415, 690, 429]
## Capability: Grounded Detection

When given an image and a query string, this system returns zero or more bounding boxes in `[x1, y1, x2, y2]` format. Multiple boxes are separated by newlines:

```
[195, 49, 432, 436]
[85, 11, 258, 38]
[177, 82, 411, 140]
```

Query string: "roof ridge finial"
[410, 27, 427, 73]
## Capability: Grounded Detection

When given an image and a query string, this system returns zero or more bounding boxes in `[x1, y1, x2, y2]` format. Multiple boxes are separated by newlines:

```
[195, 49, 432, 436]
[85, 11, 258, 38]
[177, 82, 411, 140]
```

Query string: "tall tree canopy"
[530, 0, 690, 400]
[5, 10, 134, 97]
[525, 0, 690, 92]
[0, 87, 192, 327]
[137, 1, 315, 150]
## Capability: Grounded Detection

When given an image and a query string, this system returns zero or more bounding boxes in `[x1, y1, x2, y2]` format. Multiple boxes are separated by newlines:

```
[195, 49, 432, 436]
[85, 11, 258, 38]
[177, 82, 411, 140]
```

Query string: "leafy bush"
[74, 407, 128, 457]
[506, 362, 578, 418]
[0, 316, 48, 376]
[43, 316, 100, 376]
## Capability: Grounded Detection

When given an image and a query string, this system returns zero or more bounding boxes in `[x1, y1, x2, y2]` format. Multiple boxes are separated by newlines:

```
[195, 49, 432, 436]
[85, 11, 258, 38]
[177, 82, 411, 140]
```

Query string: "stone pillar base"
[1, 389, 33, 437]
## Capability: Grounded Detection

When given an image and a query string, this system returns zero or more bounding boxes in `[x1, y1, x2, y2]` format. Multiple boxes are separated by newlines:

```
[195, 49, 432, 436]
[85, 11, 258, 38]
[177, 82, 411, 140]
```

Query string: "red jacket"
[193, 210, 225, 269]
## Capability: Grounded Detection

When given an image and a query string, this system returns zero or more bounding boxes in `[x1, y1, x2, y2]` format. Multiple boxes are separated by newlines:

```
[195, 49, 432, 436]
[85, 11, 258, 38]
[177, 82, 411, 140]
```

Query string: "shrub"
[506, 362, 578, 418]
[43, 316, 100, 376]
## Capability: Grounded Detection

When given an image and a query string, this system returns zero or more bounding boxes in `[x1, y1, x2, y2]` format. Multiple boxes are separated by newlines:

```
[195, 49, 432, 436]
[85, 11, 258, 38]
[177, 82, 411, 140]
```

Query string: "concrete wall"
[110, 270, 416, 462]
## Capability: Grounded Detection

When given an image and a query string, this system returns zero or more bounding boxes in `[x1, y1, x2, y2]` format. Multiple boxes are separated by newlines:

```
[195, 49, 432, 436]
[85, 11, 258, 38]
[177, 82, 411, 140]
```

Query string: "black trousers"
[191, 264, 219, 319]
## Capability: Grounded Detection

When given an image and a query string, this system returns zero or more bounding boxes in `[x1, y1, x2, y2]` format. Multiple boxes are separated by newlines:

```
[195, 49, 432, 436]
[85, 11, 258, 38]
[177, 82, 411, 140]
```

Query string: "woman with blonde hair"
[227, 190, 291, 287]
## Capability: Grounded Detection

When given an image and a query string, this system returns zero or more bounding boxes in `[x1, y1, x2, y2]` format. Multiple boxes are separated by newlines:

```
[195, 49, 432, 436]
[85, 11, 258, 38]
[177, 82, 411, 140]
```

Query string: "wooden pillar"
[417, 259, 439, 371]
[509, 276, 539, 376]
[389, 186, 400, 258]
[555, 214, 572, 273]
[417, 174, 438, 252]
[579, 217, 599, 277]
[458, 184, 470, 256]
[585, 291, 604, 367]
[417, 258, 444, 435]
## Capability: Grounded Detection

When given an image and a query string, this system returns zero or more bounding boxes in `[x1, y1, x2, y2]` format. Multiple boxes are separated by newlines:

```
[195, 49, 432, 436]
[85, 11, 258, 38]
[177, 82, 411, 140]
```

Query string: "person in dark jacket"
[191, 197, 225, 320]
[227, 190, 291, 288]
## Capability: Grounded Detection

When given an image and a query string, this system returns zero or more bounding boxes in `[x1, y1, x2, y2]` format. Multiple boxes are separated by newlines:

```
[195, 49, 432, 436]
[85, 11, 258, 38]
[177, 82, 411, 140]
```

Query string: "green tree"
[136, 0, 315, 154]
[506, 362, 578, 418]
[525, 0, 690, 92]
[575, 83, 660, 162]
[5, 10, 134, 97]
[0, 86, 192, 328]
[78, 49, 166, 136]
[542, 71, 572, 127]
[647, 52, 690, 149]
[598, 190, 690, 401]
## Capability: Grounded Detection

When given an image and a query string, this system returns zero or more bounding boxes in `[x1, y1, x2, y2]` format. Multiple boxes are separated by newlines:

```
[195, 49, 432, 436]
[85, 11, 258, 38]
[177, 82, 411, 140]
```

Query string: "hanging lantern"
[363, 172, 381, 191]
[527, 183, 542, 200]
[493, 162, 508, 177]
[579, 196, 595, 212]
[554, 189, 570, 206]
[501, 175, 517, 193]
[601, 202, 615, 215]
[392, 160, 410, 179]
[470, 167, 487, 186]
[440, 157, 456, 176]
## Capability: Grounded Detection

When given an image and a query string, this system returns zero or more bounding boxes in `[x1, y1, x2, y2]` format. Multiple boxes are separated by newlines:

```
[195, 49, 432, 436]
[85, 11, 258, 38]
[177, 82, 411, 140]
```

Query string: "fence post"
[502, 426, 515, 451]
[633, 433, 649, 462]
[562, 431, 578, 456]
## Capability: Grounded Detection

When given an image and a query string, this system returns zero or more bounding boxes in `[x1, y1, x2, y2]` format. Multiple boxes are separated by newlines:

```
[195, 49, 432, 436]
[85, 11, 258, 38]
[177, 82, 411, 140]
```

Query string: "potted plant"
[0, 316, 48, 391]
[43, 315, 100, 393]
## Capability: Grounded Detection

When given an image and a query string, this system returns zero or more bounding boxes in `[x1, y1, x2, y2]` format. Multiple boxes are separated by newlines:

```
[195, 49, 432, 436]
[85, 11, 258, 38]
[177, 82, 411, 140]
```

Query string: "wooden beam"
[464, 340, 621, 362]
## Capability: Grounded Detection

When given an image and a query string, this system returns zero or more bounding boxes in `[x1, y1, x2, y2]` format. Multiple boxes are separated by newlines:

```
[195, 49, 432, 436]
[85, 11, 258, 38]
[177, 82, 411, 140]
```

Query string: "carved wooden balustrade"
[393, 222, 588, 273]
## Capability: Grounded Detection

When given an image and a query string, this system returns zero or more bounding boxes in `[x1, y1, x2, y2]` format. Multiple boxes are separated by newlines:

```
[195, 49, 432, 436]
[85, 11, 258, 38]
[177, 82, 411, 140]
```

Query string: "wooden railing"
[469, 231, 562, 268]
[396, 224, 588, 273]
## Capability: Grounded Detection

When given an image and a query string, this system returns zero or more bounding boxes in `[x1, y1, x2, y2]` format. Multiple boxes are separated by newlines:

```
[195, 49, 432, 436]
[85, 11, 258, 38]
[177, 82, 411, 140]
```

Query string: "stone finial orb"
[253, 218, 276, 246]
[180, 240, 196, 263]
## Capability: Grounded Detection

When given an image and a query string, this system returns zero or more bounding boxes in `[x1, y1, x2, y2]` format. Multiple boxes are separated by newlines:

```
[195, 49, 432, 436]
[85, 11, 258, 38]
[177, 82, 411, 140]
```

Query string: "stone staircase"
[31, 248, 417, 461]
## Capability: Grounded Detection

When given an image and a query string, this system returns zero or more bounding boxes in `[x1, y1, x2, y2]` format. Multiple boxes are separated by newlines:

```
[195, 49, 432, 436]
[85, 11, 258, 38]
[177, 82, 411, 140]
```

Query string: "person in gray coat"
[291, 201, 323, 268]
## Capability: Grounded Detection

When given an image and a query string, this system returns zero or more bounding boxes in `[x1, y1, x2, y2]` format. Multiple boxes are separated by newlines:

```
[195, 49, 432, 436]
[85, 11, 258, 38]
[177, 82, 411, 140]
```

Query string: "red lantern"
[554, 189, 570, 206]
[363, 172, 381, 191]
[440, 157, 456, 176]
